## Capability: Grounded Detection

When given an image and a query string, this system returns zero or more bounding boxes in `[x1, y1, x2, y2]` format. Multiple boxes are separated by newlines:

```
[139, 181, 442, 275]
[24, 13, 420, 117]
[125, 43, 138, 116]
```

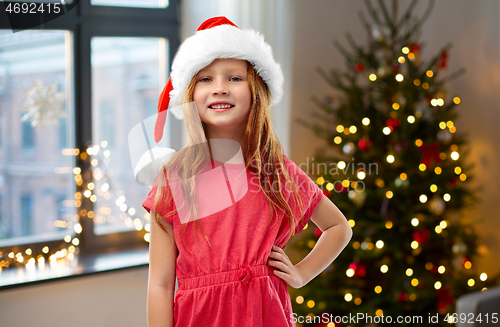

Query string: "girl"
[142, 16, 352, 327]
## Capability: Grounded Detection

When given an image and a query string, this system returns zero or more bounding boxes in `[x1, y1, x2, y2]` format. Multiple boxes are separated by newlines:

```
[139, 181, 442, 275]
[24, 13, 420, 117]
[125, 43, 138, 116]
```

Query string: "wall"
[0, 267, 149, 327]
[289, 0, 500, 277]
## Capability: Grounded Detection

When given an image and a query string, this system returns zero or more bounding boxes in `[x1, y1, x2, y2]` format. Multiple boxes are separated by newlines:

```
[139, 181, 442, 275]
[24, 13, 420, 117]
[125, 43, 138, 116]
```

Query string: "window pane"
[91, 36, 168, 235]
[91, 0, 168, 8]
[0, 30, 76, 244]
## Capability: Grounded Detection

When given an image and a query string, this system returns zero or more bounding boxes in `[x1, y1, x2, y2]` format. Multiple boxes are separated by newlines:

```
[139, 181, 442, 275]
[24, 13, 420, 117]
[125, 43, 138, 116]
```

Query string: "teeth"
[211, 104, 232, 109]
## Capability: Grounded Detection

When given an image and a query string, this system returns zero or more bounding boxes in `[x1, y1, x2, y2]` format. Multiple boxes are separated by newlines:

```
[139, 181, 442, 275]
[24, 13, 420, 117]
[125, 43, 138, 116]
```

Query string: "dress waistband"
[178, 264, 276, 290]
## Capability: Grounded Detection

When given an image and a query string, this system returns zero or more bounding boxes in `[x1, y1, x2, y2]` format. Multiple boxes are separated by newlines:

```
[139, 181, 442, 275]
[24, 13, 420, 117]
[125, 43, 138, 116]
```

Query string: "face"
[193, 58, 251, 136]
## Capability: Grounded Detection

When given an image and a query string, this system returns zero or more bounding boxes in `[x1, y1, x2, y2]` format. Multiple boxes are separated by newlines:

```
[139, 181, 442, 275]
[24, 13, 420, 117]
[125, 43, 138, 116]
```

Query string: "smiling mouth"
[209, 104, 234, 109]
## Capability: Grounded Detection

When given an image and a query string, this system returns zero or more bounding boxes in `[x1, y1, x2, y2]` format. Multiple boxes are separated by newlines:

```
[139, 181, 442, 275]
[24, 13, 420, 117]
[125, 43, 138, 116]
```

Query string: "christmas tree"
[291, 0, 500, 326]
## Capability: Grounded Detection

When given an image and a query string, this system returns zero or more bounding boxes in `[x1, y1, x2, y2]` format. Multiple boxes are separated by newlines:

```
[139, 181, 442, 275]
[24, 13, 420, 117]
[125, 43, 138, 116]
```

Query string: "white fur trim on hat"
[168, 24, 283, 120]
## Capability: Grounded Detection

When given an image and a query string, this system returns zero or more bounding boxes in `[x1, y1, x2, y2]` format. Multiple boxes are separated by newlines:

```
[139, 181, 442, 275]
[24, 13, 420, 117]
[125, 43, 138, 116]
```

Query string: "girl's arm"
[269, 195, 352, 289]
[295, 195, 353, 286]
[147, 211, 177, 327]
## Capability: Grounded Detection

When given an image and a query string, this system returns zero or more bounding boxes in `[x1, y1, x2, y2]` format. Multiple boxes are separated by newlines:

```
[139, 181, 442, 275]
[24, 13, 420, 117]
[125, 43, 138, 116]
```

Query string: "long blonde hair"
[152, 60, 306, 256]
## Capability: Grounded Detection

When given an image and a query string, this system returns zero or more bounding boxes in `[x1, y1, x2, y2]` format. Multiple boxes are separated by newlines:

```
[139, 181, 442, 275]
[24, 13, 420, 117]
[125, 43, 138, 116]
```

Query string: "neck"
[205, 125, 247, 160]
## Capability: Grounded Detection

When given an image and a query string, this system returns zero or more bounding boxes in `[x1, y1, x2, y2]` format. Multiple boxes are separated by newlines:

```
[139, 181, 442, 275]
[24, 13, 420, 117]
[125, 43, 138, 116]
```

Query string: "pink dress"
[142, 155, 324, 327]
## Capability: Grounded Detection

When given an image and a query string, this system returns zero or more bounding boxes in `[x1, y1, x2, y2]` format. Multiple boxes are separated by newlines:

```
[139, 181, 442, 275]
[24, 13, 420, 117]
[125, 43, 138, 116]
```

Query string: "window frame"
[0, 1, 180, 264]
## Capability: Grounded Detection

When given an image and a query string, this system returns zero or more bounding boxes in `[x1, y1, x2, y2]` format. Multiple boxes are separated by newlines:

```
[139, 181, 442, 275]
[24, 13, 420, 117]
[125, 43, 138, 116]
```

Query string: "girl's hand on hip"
[267, 245, 306, 289]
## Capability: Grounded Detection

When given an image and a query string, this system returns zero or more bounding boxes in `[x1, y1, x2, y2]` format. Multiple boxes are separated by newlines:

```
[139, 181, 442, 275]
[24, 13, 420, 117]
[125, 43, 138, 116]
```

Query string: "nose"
[212, 80, 228, 95]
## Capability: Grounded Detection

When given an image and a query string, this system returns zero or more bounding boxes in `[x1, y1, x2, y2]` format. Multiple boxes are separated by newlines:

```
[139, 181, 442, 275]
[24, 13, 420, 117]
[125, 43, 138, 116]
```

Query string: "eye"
[230, 76, 242, 82]
[199, 77, 211, 83]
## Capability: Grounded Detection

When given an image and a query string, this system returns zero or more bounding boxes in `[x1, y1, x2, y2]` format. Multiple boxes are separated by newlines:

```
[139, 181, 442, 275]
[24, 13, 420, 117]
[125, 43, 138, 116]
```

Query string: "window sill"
[0, 245, 149, 291]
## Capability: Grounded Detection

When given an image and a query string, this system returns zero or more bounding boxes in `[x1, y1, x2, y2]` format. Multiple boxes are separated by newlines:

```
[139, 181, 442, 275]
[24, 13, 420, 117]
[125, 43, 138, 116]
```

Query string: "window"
[0, 30, 75, 248]
[20, 195, 34, 237]
[91, 36, 168, 235]
[0, 1, 180, 284]
[22, 121, 35, 150]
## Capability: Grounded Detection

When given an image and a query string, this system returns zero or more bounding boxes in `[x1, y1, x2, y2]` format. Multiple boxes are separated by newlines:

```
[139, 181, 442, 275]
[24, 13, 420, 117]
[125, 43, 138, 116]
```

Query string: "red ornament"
[419, 141, 442, 168]
[436, 285, 455, 313]
[431, 266, 438, 274]
[357, 264, 366, 277]
[408, 43, 421, 53]
[314, 227, 323, 238]
[323, 189, 331, 198]
[439, 51, 448, 69]
[397, 292, 408, 302]
[358, 138, 373, 151]
[413, 229, 430, 244]
[386, 118, 400, 131]
[348, 262, 366, 278]
[355, 63, 364, 72]
[334, 182, 349, 193]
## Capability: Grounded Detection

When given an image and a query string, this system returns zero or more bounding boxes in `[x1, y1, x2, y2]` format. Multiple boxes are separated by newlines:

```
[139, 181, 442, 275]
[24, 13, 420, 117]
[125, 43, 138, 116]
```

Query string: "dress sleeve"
[284, 157, 324, 235]
[141, 171, 174, 226]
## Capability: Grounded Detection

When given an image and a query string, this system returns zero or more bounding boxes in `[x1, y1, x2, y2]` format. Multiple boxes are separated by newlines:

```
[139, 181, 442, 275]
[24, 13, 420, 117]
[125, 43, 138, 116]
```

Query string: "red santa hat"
[153, 16, 284, 143]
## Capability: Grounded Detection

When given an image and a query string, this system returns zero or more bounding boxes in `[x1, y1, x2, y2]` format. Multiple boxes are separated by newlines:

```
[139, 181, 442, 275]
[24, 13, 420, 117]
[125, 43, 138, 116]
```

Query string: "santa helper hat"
[153, 16, 284, 143]
[134, 17, 283, 186]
